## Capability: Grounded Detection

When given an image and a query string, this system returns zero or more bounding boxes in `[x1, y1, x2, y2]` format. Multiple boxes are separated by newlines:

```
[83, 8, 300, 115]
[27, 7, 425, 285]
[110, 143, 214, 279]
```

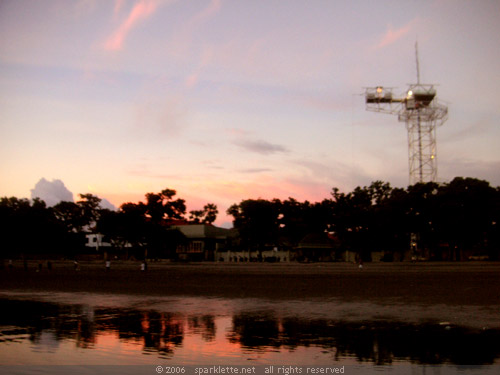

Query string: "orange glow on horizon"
[97, 174, 332, 226]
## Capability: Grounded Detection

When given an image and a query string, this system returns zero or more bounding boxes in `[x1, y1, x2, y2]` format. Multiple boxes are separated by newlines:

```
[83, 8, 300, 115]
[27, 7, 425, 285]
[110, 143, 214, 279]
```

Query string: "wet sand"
[1, 261, 499, 306]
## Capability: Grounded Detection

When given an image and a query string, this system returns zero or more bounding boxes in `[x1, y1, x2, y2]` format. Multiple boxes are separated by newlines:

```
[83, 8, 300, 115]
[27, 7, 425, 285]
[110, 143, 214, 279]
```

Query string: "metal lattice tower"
[364, 44, 448, 185]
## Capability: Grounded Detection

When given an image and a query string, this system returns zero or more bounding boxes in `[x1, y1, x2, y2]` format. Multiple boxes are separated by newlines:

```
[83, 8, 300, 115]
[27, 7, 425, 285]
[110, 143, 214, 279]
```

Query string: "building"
[85, 233, 112, 250]
[295, 233, 339, 262]
[173, 223, 236, 261]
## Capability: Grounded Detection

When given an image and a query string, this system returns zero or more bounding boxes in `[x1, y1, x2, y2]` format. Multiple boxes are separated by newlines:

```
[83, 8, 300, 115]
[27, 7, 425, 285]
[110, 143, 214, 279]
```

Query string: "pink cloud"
[184, 73, 199, 89]
[184, 45, 215, 88]
[171, 0, 222, 58]
[113, 0, 126, 16]
[104, 0, 158, 51]
[375, 21, 415, 49]
[183, 46, 213, 88]
[188, 0, 221, 30]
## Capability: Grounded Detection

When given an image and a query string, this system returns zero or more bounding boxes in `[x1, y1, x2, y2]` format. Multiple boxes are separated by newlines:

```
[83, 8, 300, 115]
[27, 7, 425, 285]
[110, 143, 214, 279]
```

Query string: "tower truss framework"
[364, 79, 448, 185]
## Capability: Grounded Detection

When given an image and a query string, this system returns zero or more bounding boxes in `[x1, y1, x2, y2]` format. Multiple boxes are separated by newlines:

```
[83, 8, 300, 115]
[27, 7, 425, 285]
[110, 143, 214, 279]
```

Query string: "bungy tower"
[364, 43, 448, 185]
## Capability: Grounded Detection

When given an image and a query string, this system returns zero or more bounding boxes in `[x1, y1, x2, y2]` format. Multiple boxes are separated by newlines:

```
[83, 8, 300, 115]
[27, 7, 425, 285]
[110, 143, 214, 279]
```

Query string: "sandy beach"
[2, 260, 499, 306]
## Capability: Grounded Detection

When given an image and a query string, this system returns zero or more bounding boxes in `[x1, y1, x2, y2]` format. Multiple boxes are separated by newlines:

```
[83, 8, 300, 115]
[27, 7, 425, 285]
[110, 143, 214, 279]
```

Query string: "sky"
[1, 0, 500, 227]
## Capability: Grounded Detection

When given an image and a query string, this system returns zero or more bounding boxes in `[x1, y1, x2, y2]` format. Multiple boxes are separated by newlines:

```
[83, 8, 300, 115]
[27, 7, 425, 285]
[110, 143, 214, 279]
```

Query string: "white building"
[85, 233, 112, 249]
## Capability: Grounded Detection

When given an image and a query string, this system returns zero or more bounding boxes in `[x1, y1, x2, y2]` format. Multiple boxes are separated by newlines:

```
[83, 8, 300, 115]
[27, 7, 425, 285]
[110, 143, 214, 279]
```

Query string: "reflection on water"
[0, 296, 499, 367]
[228, 312, 500, 365]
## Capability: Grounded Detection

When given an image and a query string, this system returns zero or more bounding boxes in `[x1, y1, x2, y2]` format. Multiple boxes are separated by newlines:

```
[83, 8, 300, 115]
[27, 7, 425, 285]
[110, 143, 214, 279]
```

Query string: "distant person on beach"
[106, 260, 111, 272]
[141, 261, 147, 272]
[74, 260, 79, 271]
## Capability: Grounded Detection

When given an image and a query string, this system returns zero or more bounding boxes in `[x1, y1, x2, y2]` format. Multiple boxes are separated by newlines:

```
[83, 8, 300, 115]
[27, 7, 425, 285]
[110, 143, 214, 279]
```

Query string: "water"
[0, 292, 499, 374]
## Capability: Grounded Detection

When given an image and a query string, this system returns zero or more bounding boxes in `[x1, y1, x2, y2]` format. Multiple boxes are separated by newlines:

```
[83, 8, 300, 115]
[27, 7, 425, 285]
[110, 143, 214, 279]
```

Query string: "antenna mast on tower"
[415, 42, 421, 84]
[364, 44, 448, 185]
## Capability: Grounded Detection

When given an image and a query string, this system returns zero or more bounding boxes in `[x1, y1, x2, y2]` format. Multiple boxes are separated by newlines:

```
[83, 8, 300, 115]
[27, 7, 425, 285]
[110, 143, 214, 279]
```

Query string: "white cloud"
[99, 198, 117, 211]
[30, 178, 74, 206]
[30, 178, 117, 210]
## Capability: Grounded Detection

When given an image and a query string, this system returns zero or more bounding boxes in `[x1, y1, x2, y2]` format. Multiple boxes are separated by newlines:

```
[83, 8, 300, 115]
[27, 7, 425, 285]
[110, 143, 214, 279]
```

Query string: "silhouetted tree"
[143, 189, 186, 259]
[489, 187, 500, 260]
[227, 199, 280, 257]
[277, 198, 308, 247]
[189, 203, 218, 224]
[97, 209, 130, 257]
[77, 193, 102, 228]
[203, 203, 218, 224]
[277, 198, 334, 248]
[434, 177, 497, 260]
[110, 189, 187, 259]
[53, 201, 84, 233]
[52, 195, 104, 255]
[116, 202, 149, 256]
[330, 185, 374, 260]
[145, 189, 186, 222]
[382, 187, 411, 259]
[189, 210, 205, 223]
[0, 197, 67, 257]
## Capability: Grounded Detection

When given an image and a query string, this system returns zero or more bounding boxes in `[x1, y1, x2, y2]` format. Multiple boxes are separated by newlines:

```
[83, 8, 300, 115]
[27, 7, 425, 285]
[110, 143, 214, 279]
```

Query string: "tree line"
[1, 177, 499, 261]
[0, 189, 218, 260]
[227, 177, 500, 261]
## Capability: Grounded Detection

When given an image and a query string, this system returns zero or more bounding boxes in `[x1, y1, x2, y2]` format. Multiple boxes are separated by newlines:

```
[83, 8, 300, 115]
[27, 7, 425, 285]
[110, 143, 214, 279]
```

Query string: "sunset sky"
[1, 0, 500, 226]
